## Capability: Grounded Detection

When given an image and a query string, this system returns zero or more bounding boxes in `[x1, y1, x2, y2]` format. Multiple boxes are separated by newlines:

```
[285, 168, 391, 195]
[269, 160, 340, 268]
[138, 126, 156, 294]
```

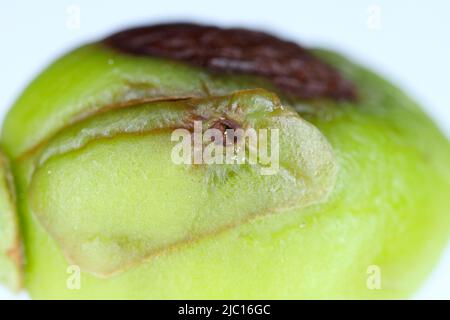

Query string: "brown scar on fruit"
[104, 23, 357, 101]
[209, 118, 242, 146]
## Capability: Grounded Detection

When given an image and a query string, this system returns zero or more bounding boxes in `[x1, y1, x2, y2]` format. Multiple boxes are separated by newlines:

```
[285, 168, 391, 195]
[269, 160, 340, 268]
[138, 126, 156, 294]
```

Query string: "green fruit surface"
[27, 90, 336, 277]
[1, 44, 450, 299]
[0, 152, 21, 291]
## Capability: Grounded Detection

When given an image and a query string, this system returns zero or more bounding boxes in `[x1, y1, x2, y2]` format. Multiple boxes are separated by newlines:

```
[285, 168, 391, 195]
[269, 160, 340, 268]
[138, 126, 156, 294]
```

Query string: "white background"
[0, 0, 449, 299]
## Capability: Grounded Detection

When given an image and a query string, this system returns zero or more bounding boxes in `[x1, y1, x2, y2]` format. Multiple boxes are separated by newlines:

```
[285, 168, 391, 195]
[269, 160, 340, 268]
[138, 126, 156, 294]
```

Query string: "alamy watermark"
[171, 120, 279, 175]
[366, 4, 382, 30]
[366, 265, 382, 290]
[66, 4, 81, 30]
[66, 265, 81, 290]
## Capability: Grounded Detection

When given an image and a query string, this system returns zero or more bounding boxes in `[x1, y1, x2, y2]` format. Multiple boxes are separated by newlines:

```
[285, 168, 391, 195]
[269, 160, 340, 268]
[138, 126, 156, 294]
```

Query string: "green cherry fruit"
[1, 23, 450, 299]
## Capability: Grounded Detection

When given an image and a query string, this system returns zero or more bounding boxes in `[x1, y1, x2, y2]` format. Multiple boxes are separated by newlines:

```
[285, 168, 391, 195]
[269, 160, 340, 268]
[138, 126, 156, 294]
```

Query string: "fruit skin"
[25, 89, 337, 278]
[1, 41, 450, 299]
[0, 151, 21, 291]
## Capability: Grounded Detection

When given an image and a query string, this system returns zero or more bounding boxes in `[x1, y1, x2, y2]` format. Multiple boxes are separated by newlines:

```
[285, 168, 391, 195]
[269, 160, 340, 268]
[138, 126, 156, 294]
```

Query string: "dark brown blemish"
[209, 118, 241, 146]
[104, 23, 357, 101]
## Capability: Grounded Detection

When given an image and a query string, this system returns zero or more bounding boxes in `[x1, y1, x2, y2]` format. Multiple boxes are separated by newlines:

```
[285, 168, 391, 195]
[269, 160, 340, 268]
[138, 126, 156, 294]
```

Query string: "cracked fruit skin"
[1, 41, 450, 299]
